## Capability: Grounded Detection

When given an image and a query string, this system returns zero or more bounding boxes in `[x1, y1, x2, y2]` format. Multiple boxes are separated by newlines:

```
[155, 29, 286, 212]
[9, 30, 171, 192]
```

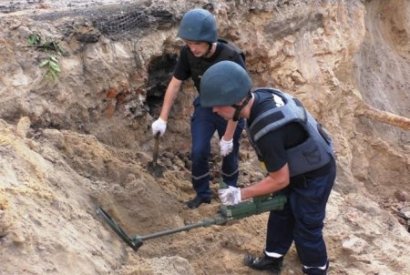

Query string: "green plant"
[28, 33, 65, 81]
[27, 33, 41, 46]
[27, 33, 66, 55]
[37, 40, 66, 55]
[39, 55, 61, 81]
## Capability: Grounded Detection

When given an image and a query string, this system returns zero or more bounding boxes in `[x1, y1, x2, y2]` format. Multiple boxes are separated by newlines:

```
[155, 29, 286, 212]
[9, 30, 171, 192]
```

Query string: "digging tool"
[97, 190, 287, 252]
[147, 133, 165, 177]
[152, 132, 160, 164]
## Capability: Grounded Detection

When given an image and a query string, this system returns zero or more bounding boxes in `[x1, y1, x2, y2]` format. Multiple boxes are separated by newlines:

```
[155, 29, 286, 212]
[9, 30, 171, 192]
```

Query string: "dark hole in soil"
[146, 53, 177, 116]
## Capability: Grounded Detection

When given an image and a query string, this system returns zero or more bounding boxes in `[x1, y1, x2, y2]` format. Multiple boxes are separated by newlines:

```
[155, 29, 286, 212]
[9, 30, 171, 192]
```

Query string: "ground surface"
[0, 0, 409, 274]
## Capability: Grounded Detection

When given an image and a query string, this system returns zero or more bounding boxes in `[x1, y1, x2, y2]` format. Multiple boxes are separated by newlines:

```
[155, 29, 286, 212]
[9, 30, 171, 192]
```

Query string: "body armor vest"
[247, 88, 334, 177]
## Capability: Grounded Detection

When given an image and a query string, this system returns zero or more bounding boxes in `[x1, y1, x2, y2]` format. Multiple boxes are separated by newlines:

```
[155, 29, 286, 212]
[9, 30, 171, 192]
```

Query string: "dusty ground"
[0, 0, 409, 274]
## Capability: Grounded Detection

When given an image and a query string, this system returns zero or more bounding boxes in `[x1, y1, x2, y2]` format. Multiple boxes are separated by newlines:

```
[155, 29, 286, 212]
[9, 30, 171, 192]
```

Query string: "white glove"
[218, 186, 242, 206]
[151, 118, 167, 136]
[219, 138, 234, 157]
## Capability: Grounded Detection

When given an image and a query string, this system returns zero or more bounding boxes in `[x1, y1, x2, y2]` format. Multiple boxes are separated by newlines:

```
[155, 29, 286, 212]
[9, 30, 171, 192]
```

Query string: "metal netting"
[94, 9, 175, 38]
[19, 2, 179, 40]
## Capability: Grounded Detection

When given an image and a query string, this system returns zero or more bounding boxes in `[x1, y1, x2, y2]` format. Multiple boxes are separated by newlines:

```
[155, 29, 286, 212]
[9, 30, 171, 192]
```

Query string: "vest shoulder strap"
[217, 38, 246, 63]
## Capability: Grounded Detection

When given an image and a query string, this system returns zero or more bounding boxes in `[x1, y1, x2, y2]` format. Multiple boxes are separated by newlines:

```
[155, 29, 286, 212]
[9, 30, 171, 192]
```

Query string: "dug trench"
[0, 1, 410, 274]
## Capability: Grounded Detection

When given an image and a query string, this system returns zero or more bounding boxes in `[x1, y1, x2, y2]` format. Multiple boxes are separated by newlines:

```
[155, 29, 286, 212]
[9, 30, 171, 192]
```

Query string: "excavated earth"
[0, 0, 409, 274]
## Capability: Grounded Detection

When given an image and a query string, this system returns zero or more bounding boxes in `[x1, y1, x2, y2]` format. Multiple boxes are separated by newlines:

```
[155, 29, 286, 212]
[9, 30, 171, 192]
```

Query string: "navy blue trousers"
[190, 97, 244, 199]
[265, 158, 336, 273]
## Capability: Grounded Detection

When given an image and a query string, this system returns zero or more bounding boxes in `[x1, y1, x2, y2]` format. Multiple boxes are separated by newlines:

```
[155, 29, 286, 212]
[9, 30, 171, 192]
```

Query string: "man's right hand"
[218, 186, 242, 206]
[151, 118, 167, 136]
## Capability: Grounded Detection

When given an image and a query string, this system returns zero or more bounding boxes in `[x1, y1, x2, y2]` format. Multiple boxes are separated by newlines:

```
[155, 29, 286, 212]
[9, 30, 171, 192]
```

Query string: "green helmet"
[200, 61, 252, 107]
[177, 9, 217, 43]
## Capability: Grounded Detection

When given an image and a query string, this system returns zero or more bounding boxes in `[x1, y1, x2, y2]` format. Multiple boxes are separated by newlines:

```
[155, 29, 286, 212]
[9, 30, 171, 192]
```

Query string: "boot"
[302, 260, 329, 275]
[243, 252, 283, 274]
[186, 196, 211, 209]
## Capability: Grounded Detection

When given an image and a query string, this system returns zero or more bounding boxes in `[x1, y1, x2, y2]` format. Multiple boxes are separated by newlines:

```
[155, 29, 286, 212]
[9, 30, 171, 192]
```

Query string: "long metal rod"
[137, 219, 212, 241]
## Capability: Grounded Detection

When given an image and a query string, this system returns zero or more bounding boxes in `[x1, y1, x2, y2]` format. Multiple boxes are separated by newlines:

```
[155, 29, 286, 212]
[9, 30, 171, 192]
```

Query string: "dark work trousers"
[265, 157, 336, 274]
[190, 97, 244, 199]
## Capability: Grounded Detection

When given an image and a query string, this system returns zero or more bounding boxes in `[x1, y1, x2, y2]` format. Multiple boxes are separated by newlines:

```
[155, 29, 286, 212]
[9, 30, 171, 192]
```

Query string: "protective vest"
[186, 40, 245, 92]
[247, 88, 334, 177]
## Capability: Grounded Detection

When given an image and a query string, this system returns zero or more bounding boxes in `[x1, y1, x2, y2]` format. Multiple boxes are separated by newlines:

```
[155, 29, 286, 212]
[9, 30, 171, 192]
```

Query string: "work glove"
[151, 117, 167, 136]
[218, 186, 242, 206]
[219, 138, 233, 157]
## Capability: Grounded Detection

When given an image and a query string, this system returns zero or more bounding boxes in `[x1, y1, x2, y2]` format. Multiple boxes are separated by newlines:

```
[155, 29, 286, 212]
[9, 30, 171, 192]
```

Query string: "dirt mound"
[0, 0, 409, 274]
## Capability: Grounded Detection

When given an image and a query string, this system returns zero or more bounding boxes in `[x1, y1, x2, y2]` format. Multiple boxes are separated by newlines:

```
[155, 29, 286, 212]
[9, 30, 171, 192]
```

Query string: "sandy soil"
[0, 0, 409, 274]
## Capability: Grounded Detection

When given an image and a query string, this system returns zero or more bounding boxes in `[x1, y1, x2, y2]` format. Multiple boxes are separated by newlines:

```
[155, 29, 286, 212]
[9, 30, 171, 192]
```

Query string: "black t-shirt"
[173, 42, 245, 92]
[247, 89, 308, 173]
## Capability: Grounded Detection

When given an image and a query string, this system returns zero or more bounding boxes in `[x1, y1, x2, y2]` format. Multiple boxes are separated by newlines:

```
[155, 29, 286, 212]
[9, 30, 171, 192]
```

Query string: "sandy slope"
[0, 0, 409, 274]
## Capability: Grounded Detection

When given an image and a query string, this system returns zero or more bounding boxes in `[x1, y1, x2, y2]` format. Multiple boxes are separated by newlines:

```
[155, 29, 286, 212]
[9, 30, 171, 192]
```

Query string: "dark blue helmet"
[200, 61, 252, 107]
[177, 9, 217, 43]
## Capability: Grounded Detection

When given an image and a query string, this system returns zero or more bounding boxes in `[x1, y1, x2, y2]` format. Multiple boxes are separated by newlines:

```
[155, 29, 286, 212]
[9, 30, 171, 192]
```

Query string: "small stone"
[399, 206, 410, 220]
[11, 231, 25, 244]
[394, 190, 409, 202]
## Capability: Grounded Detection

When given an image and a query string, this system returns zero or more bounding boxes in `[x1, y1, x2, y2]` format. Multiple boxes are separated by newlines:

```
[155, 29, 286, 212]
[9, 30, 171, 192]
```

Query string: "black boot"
[186, 196, 211, 209]
[243, 253, 283, 274]
[302, 260, 329, 275]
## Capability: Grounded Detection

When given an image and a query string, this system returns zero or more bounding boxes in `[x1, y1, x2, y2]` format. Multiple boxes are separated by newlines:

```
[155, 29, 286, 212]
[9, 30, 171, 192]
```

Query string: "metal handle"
[152, 133, 160, 164]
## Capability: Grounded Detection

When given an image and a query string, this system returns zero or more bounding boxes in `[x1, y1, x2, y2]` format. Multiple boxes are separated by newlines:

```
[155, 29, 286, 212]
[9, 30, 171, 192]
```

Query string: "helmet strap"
[204, 42, 214, 58]
[231, 92, 252, 121]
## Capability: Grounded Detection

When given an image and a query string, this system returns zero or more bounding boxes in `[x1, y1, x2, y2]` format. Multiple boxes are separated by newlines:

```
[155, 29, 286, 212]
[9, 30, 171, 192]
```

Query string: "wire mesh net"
[0, 0, 178, 40]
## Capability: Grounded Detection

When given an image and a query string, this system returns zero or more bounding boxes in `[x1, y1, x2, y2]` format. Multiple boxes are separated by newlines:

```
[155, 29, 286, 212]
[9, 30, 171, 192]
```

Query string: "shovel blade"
[147, 161, 165, 177]
[147, 133, 165, 177]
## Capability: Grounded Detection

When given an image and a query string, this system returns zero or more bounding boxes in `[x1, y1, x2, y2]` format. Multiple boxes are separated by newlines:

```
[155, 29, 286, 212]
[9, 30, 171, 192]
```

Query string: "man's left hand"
[219, 138, 234, 157]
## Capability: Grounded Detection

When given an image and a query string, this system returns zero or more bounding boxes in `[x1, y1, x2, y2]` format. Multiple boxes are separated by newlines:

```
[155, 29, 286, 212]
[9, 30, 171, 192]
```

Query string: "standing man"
[200, 60, 336, 275]
[151, 9, 246, 209]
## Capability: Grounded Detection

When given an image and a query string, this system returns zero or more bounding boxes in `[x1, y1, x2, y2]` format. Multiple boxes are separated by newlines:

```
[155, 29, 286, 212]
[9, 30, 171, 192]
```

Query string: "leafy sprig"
[39, 55, 61, 80]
